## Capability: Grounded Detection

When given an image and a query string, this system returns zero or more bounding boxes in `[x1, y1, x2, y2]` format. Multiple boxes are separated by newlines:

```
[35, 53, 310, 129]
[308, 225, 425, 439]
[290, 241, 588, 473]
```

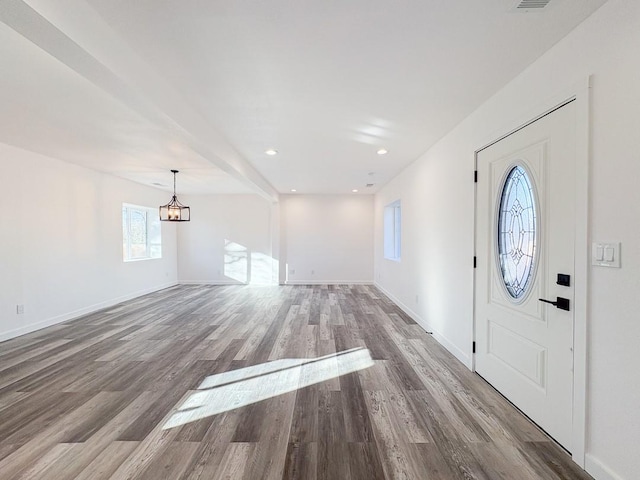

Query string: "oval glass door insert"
[497, 165, 538, 299]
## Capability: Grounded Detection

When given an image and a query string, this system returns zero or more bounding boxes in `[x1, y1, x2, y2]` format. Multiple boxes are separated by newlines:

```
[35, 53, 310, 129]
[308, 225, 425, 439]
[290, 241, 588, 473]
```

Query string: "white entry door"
[475, 101, 576, 450]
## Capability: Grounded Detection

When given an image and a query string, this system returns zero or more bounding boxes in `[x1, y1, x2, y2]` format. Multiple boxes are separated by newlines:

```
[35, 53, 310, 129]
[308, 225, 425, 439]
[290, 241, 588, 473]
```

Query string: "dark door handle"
[539, 297, 570, 311]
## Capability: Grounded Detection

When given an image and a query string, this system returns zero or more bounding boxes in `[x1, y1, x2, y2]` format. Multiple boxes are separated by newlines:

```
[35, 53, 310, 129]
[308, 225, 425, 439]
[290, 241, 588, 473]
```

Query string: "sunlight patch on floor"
[163, 347, 374, 429]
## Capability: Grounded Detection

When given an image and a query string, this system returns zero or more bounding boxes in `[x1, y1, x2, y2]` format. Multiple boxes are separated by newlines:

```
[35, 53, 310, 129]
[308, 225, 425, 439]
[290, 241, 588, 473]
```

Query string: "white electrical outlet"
[311, 270, 315, 275]
[16, 304, 25, 314]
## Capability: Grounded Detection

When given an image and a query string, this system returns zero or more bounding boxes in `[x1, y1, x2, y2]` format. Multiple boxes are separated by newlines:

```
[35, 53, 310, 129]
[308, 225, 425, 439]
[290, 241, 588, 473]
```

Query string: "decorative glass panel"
[498, 166, 537, 299]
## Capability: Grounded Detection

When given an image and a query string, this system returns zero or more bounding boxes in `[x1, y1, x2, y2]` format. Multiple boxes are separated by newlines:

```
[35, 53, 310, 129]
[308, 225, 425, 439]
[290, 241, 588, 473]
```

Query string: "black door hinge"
[472, 341, 476, 354]
[474, 170, 478, 183]
[473, 256, 477, 268]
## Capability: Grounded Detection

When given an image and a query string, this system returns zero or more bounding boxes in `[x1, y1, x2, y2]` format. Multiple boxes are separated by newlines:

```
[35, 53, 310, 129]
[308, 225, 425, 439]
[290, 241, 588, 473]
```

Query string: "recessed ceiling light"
[265, 149, 278, 156]
[291, 189, 297, 192]
[352, 189, 359, 193]
[377, 148, 388, 155]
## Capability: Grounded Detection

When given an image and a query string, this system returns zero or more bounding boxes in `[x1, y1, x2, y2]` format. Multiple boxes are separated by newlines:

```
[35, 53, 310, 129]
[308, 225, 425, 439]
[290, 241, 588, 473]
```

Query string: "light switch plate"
[592, 242, 621, 268]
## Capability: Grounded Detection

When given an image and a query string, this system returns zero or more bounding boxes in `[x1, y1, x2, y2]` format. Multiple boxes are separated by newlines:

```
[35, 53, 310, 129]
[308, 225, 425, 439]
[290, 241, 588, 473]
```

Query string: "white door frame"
[472, 77, 591, 467]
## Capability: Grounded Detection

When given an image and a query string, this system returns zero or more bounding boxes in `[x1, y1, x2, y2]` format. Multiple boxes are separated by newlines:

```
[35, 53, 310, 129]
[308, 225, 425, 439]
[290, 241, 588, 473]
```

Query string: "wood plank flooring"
[0, 285, 593, 479]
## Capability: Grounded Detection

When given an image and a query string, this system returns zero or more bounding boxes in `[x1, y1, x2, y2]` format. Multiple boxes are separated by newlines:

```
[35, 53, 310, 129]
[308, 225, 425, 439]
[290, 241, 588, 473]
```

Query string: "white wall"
[0, 143, 178, 341]
[375, 1, 639, 479]
[374, 153, 473, 363]
[280, 195, 374, 284]
[177, 194, 276, 285]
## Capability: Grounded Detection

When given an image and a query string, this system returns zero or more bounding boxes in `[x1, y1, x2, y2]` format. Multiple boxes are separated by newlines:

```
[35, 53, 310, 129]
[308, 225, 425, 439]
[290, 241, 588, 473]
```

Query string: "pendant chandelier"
[159, 169, 190, 222]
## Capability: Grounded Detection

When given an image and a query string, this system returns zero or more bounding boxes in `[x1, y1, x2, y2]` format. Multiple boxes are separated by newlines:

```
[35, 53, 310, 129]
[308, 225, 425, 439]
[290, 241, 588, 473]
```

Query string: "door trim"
[472, 77, 590, 467]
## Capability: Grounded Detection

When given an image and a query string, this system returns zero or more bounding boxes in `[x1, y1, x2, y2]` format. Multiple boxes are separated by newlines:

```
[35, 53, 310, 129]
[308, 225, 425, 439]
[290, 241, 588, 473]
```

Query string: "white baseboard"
[285, 280, 374, 285]
[177, 280, 375, 286]
[374, 282, 472, 369]
[0, 281, 178, 343]
[585, 454, 626, 480]
[179, 280, 246, 285]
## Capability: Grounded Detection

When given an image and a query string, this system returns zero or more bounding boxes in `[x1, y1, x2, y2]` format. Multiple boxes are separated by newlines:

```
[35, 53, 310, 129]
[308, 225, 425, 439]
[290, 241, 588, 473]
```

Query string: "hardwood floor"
[0, 284, 592, 480]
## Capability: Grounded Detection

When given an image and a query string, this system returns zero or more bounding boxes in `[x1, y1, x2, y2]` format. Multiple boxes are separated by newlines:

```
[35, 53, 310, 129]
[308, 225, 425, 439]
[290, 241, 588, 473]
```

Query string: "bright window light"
[122, 203, 162, 261]
[384, 200, 401, 261]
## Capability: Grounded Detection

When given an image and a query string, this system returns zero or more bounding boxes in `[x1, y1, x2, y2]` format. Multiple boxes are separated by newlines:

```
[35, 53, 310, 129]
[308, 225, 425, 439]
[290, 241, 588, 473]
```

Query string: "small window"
[384, 200, 401, 261]
[122, 204, 162, 261]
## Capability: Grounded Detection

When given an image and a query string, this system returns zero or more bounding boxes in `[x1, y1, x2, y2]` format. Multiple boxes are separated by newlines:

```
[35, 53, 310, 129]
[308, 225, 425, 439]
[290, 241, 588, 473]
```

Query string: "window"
[497, 166, 537, 299]
[384, 200, 401, 261]
[122, 204, 162, 261]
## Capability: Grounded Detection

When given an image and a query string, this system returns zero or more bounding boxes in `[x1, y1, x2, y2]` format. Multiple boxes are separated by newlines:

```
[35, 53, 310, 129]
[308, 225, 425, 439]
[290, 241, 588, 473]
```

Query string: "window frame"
[383, 200, 402, 262]
[122, 203, 162, 262]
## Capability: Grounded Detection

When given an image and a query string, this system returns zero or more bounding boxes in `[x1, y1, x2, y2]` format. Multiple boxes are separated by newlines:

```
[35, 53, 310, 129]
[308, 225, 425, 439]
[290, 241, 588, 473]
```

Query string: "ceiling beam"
[0, 0, 279, 202]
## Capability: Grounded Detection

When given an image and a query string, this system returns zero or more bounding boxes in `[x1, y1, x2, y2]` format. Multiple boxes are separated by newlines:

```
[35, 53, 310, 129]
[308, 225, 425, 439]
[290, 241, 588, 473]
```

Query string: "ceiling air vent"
[366, 183, 375, 188]
[512, 0, 552, 11]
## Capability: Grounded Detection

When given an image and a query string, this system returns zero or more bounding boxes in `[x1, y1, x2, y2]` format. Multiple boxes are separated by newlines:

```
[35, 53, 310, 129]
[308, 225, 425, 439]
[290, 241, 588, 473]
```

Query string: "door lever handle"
[538, 297, 570, 311]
